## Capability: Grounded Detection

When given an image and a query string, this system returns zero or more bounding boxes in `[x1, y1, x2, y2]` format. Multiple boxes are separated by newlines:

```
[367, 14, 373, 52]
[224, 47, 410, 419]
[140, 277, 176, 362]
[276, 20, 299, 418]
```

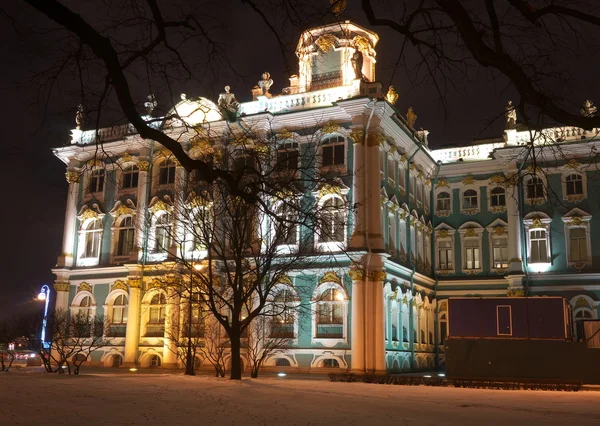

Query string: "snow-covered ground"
[1, 373, 599, 425]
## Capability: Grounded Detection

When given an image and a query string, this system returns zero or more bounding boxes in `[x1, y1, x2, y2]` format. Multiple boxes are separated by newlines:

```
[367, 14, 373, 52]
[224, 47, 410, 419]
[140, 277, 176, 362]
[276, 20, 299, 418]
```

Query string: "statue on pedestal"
[581, 100, 597, 118]
[218, 86, 240, 121]
[258, 72, 273, 96]
[75, 104, 85, 130]
[144, 94, 157, 116]
[505, 100, 517, 129]
[406, 107, 417, 130]
[351, 48, 363, 80]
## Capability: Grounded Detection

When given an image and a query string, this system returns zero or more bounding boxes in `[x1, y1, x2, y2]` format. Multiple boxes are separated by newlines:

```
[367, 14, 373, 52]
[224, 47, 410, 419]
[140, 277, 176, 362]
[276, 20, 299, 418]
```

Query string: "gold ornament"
[320, 271, 342, 285]
[385, 86, 398, 105]
[315, 34, 337, 53]
[322, 121, 341, 134]
[350, 129, 365, 144]
[78, 282, 92, 293]
[111, 280, 128, 292]
[462, 175, 476, 185]
[279, 129, 293, 140]
[127, 277, 142, 289]
[65, 171, 81, 184]
[54, 281, 70, 292]
[318, 184, 342, 199]
[137, 161, 150, 172]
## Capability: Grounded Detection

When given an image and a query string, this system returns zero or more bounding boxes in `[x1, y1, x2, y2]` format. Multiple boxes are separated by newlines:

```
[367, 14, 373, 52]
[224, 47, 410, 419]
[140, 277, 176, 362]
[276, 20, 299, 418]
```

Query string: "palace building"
[51, 21, 600, 371]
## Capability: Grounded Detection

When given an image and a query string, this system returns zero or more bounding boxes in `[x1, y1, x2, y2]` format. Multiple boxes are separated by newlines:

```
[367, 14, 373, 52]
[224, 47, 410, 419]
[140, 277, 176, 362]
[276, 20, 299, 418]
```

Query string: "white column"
[57, 172, 80, 267]
[53, 281, 70, 312]
[350, 127, 366, 249]
[506, 185, 524, 274]
[124, 277, 142, 366]
[366, 133, 384, 252]
[135, 164, 150, 261]
[350, 270, 365, 372]
[163, 286, 180, 366]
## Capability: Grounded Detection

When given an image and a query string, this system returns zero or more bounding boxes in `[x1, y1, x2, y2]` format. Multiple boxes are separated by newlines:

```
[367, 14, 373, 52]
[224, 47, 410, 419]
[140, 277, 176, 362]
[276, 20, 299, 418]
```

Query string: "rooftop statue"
[505, 100, 517, 129]
[351, 48, 364, 80]
[75, 104, 85, 130]
[218, 86, 240, 121]
[144, 94, 157, 116]
[258, 72, 273, 97]
[581, 100, 597, 118]
[385, 86, 398, 105]
[330, 0, 347, 16]
[407, 107, 417, 130]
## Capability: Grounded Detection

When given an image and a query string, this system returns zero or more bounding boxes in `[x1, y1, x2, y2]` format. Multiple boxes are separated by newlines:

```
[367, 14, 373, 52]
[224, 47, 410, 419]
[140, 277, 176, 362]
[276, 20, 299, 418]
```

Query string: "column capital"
[137, 161, 150, 172]
[54, 281, 70, 292]
[65, 171, 81, 183]
[127, 277, 143, 289]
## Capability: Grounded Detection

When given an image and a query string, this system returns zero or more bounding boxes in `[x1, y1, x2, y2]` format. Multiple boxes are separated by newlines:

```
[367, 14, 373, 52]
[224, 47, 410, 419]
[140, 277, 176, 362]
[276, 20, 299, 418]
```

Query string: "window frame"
[562, 209, 592, 268]
[311, 282, 348, 346]
[458, 224, 484, 274]
[435, 191, 451, 216]
[121, 165, 140, 191]
[435, 226, 456, 274]
[316, 194, 347, 252]
[524, 213, 552, 266]
[525, 175, 546, 204]
[562, 172, 587, 202]
[488, 186, 507, 213]
[319, 134, 347, 173]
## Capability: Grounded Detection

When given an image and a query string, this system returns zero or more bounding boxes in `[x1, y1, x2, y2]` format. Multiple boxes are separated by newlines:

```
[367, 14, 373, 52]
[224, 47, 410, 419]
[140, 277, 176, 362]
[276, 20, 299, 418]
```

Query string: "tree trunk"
[185, 298, 195, 376]
[229, 331, 242, 380]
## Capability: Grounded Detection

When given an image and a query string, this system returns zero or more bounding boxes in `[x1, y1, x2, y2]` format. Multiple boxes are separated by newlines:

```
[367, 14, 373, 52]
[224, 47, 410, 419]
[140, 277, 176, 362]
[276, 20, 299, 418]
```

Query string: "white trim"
[458, 222, 484, 275]
[561, 208, 592, 268]
[523, 212, 552, 264]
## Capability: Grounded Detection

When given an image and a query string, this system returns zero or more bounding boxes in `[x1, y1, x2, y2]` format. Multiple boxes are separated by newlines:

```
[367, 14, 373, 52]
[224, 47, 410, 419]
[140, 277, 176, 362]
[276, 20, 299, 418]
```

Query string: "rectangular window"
[569, 228, 587, 262]
[465, 239, 480, 269]
[159, 161, 176, 185]
[322, 144, 345, 167]
[438, 240, 452, 270]
[492, 237, 509, 269]
[497, 305, 512, 336]
[530, 229, 547, 263]
[89, 170, 105, 193]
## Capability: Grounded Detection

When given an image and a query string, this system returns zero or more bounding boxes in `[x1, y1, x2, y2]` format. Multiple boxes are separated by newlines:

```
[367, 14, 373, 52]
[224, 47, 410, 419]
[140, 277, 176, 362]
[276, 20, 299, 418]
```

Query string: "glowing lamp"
[335, 292, 345, 301]
[277, 373, 287, 377]
[37, 292, 47, 301]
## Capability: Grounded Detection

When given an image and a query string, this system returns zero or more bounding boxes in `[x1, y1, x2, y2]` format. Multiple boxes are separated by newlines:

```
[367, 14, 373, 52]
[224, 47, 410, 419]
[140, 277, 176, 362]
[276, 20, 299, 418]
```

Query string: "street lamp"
[38, 285, 50, 349]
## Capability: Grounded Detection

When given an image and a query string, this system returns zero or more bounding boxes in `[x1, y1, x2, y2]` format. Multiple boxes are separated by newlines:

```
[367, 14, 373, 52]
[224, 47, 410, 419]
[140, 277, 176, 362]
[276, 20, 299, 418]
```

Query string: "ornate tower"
[295, 21, 379, 93]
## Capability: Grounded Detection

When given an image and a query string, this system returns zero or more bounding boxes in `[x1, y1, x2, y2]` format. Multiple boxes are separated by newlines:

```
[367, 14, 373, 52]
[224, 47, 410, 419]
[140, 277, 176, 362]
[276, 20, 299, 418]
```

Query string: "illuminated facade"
[52, 21, 600, 371]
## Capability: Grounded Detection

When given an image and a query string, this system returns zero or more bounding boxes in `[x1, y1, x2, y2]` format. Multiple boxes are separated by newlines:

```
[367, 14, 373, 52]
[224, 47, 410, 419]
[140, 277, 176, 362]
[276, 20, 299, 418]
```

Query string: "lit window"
[529, 229, 548, 263]
[490, 187, 506, 207]
[150, 355, 161, 367]
[320, 197, 345, 244]
[149, 293, 166, 324]
[464, 239, 480, 270]
[122, 166, 139, 189]
[569, 228, 587, 262]
[270, 289, 295, 338]
[82, 219, 102, 259]
[438, 240, 453, 270]
[116, 216, 135, 256]
[436, 192, 450, 212]
[159, 160, 176, 185]
[89, 170, 105, 193]
[527, 177, 544, 199]
[321, 135, 345, 167]
[154, 213, 172, 252]
[275, 203, 298, 246]
[492, 237, 509, 269]
[316, 288, 345, 338]
[111, 294, 128, 329]
[276, 142, 299, 171]
[462, 189, 478, 210]
[184, 293, 205, 338]
[78, 296, 92, 318]
[566, 174, 583, 196]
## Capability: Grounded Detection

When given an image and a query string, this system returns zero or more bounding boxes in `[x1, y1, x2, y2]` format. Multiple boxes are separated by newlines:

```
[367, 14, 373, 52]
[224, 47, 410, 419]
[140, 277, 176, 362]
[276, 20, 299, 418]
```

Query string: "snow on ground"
[1, 372, 599, 425]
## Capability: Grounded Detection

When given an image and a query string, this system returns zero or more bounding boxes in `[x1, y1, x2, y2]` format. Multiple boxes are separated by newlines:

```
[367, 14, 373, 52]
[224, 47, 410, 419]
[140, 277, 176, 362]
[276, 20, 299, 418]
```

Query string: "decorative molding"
[54, 281, 70, 292]
[462, 175, 476, 185]
[276, 275, 293, 286]
[111, 280, 128, 292]
[370, 270, 387, 282]
[127, 277, 142, 289]
[507, 289, 525, 297]
[137, 161, 150, 172]
[436, 179, 449, 189]
[348, 268, 365, 281]
[315, 34, 337, 53]
[109, 199, 136, 218]
[320, 271, 342, 285]
[349, 129, 364, 144]
[322, 121, 341, 134]
[65, 171, 81, 183]
[78, 282, 92, 293]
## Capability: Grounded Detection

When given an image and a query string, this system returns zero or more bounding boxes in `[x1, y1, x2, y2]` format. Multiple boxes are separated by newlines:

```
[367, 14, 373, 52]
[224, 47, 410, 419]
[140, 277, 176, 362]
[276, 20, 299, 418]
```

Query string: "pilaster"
[57, 170, 80, 267]
[53, 281, 70, 312]
[506, 185, 524, 274]
[163, 285, 180, 366]
[135, 163, 149, 261]
[123, 277, 142, 366]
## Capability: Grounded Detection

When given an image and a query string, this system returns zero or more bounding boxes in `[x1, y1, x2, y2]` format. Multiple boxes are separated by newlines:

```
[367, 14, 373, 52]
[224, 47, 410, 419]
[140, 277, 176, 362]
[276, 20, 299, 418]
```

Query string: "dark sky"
[0, 1, 595, 320]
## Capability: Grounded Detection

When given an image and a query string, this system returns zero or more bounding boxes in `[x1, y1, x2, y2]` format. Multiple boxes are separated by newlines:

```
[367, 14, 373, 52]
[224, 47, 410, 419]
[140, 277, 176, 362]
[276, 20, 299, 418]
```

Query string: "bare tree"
[40, 309, 112, 374]
[201, 317, 230, 377]
[0, 321, 17, 372]
[245, 315, 294, 378]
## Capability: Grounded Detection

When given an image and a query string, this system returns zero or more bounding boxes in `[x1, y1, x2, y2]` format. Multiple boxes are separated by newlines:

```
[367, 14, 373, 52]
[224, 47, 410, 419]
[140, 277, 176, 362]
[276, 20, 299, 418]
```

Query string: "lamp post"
[38, 285, 51, 349]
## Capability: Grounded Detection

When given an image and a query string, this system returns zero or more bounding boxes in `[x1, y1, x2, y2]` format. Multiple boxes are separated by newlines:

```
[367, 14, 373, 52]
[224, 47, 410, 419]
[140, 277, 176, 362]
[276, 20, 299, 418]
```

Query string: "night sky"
[0, 1, 596, 320]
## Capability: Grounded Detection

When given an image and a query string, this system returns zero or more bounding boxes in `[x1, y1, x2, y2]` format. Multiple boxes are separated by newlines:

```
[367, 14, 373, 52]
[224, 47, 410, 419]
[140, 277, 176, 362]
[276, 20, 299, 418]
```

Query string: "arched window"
[78, 296, 92, 318]
[89, 169, 105, 193]
[321, 135, 345, 167]
[527, 176, 544, 199]
[146, 293, 166, 337]
[574, 309, 593, 342]
[436, 192, 450, 212]
[271, 288, 295, 338]
[116, 216, 135, 256]
[109, 294, 128, 337]
[391, 302, 399, 342]
[316, 288, 345, 338]
[159, 160, 176, 185]
[566, 174, 583, 196]
[150, 354, 161, 367]
[274, 203, 298, 246]
[122, 165, 139, 189]
[402, 326, 408, 343]
[439, 313, 447, 345]
[320, 197, 345, 244]
[154, 213, 172, 252]
[321, 358, 339, 368]
[462, 189, 478, 209]
[275, 358, 291, 367]
[82, 219, 103, 259]
[490, 187, 506, 207]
